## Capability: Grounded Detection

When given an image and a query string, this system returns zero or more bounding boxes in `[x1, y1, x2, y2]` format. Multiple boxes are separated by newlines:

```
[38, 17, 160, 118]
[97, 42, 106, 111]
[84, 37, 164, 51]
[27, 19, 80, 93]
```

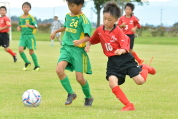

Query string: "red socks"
[7, 48, 16, 56]
[112, 86, 131, 105]
[140, 65, 148, 81]
[132, 52, 141, 62]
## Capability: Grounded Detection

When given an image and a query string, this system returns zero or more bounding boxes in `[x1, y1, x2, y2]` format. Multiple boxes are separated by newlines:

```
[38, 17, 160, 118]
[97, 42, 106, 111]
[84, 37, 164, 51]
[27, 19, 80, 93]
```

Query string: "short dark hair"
[125, 3, 134, 11]
[22, 2, 31, 9]
[0, 6, 7, 11]
[103, 1, 121, 19]
[66, 0, 84, 5]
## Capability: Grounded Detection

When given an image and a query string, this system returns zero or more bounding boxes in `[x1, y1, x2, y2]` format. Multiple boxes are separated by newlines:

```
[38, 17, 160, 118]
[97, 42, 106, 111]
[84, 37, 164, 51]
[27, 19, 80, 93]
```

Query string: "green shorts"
[58, 46, 92, 74]
[19, 34, 36, 50]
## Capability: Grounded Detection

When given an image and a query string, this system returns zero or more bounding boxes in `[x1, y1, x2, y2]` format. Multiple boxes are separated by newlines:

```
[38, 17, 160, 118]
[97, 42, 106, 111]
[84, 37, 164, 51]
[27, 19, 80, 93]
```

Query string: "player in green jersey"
[17, 2, 40, 71]
[50, 0, 93, 106]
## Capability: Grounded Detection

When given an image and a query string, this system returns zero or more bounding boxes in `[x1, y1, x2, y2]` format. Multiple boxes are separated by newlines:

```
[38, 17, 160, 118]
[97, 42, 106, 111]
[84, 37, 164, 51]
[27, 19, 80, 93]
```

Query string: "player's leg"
[29, 49, 40, 71]
[75, 72, 93, 106]
[4, 47, 17, 62]
[27, 36, 40, 71]
[19, 46, 31, 70]
[132, 64, 156, 84]
[130, 49, 144, 65]
[2, 33, 17, 62]
[56, 61, 76, 105]
[51, 39, 54, 46]
[56, 33, 62, 45]
[128, 34, 144, 65]
[50, 31, 54, 46]
[109, 75, 135, 111]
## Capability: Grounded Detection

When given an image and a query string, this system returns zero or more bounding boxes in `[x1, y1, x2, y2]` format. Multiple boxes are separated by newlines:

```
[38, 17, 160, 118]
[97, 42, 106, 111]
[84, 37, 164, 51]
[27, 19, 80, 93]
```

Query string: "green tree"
[93, 0, 149, 28]
[93, 0, 110, 28]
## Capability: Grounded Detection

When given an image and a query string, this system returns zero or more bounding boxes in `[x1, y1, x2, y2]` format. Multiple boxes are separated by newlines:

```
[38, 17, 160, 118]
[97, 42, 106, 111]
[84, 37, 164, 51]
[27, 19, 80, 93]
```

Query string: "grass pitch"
[0, 36, 178, 119]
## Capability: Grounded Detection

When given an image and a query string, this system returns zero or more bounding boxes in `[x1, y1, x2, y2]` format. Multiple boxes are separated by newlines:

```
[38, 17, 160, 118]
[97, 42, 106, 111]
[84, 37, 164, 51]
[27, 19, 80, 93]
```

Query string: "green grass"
[0, 35, 178, 118]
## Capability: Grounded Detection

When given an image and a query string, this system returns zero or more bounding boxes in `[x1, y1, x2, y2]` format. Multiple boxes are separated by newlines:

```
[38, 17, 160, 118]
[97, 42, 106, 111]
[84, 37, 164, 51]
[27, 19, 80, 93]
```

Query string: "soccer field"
[0, 39, 178, 118]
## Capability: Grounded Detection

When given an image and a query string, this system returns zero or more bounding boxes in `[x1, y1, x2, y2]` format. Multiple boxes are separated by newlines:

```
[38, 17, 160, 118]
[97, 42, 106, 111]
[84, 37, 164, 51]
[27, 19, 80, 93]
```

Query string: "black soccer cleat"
[13, 54, 17, 62]
[84, 97, 94, 107]
[65, 93, 77, 105]
[23, 63, 31, 71]
[33, 66, 40, 71]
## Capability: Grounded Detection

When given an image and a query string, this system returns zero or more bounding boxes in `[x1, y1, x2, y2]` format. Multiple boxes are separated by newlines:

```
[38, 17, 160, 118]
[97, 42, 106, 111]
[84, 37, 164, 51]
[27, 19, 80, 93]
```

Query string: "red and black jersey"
[0, 16, 11, 33]
[90, 25, 130, 57]
[117, 15, 141, 35]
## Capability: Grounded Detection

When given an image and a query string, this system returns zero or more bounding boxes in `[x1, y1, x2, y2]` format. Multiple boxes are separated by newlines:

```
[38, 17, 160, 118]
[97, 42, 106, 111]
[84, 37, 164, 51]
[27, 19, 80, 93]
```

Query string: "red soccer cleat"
[120, 103, 135, 111]
[142, 64, 156, 75]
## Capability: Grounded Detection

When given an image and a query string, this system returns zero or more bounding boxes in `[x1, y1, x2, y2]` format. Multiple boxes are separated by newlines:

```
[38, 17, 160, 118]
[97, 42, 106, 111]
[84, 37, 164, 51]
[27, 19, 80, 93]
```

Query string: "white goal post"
[0, 2, 12, 40]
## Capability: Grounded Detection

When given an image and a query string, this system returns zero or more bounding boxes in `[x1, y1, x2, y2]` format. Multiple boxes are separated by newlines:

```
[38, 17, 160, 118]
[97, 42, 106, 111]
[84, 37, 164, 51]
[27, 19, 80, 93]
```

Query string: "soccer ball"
[22, 89, 41, 107]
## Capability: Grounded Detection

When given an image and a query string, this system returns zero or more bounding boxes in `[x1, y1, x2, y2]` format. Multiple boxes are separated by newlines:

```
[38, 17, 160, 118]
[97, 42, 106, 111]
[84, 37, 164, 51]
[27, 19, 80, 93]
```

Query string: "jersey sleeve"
[90, 28, 101, 45]
[134, 17, 141, 29]
[117, 17, 123, 26]
[30, 16, 38, 28]
[5, 17, 11, 27]
[81, 14, 92, 36]
[116, 28, 130, 52]
[63, 16, 67, 28]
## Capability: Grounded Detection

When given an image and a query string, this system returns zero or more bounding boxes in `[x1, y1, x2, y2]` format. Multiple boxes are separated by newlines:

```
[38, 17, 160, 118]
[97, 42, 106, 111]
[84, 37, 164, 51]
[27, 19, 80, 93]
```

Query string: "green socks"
[20, 52, 30, 63]
[81, 81, 92, 98]
[60, 76, 74, 94]
[60, 77, 91, 98]
[31, 53, 39, 66]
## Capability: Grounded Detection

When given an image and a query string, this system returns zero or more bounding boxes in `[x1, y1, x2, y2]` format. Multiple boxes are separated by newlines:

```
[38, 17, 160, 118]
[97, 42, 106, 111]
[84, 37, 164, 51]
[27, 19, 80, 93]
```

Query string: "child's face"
[22, 4, 31, 14]
[54, 17, 58, 21]
[0, 8, 7, 16]
[125, 6, 132, 16]
[103, 12, 118, 30]
[67, 2, 82, 15]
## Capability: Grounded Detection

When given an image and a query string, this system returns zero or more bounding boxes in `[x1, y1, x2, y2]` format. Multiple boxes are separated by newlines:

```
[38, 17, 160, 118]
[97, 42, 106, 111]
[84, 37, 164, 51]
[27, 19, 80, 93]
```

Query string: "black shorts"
[106, 53, 141, 85]
[0, 33, 9, 48]
[126, 34, 135, 49]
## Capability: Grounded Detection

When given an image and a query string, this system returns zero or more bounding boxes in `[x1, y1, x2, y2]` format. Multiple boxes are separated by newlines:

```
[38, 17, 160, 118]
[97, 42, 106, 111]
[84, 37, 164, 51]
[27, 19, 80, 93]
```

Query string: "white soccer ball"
[22, 89, 41, 107]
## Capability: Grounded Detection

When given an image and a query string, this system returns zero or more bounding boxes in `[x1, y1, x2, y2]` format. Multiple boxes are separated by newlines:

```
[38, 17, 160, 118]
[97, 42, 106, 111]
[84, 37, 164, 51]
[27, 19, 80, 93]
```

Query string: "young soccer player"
[50, 0, 94, 106]
[118, 3, 143, 65]
[50, 15, 62, 46]
[85, 1, 156, 111]
[17, 2, 40, 71]
[0, 6, 17, 62]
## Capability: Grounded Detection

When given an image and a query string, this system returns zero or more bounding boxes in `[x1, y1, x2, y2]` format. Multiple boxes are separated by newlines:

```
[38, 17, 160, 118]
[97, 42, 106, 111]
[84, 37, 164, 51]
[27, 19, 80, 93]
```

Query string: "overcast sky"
[1, 0, 171, 8]
[0, 0, 177, 26]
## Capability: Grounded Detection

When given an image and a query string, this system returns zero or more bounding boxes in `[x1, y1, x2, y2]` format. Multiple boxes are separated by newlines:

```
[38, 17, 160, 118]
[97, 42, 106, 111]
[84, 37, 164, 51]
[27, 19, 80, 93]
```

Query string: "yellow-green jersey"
[63, 13, 92, 47]
[18, 14, 37, 35]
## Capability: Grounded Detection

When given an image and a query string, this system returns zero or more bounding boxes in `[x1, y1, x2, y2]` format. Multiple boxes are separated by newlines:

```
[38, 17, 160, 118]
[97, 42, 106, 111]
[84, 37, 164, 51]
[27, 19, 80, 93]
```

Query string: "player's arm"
[73, 33, 90, 46]
[115, 30, 130, 55]
[118, 18, 126, 28]
[85, 28, 100, 52]
[0, 26, 9, 31]
[17, 17, 21, 31]
[0, 19, 11, 31]
[50, 27, 65, 39]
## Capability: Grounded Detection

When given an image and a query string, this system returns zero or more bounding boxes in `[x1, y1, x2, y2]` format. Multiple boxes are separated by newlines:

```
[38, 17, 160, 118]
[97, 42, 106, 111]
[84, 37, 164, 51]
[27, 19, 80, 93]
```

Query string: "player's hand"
[115, 49, 125, 55]
[120, 22, 126, 28]
[50, 32, 56, 40]
[26, 23, 30, 27]
[131, 27, 136, 33]
[73, 40, 81, 46]
[17, 26, 21, 31]
[85, 45, 90, 52]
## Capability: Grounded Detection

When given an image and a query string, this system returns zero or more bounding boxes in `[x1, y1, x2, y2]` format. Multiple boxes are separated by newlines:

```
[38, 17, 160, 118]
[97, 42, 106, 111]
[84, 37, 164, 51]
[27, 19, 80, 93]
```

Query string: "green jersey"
[63, 13, 92, 47]
[18, 14, 37, 35]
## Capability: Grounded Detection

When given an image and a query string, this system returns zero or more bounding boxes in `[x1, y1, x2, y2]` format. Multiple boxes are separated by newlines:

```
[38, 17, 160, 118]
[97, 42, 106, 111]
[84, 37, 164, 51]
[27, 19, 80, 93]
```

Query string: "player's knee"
[135, 80, 145, 85]
[56, 67, 63, 75]
[4, 48, 8, 52]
